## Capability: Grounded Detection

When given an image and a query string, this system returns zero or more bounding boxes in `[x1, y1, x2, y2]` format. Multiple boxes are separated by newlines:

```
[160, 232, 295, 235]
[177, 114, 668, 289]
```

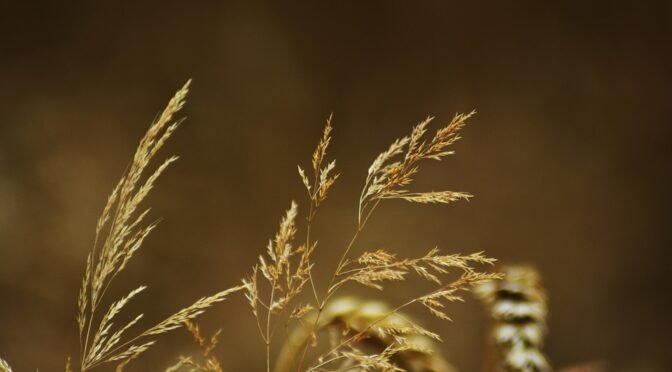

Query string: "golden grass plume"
[76, 80, 243, 371]
[243, 113, 500, 372]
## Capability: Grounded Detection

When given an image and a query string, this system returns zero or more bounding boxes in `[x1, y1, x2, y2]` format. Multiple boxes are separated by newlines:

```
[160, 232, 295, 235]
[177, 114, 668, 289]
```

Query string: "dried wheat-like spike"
[296, 115, 339, 307]
[298, 114, 339, 211]
[0, 357, 12, 372]
[475, 266, 552, 372]
[247, 201, 314, 313]
[243, 201, 318, 372]
[358, 112, 474, 224]
[76, 81, 244, 370]
[275, 297, 457, 372]
[79, 80, 190, 369]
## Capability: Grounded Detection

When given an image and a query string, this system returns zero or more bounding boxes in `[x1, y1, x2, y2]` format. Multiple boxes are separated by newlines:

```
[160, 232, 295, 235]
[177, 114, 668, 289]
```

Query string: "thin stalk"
[332, 199, 381, 278]
[305, 201, 320, 305]
[267, 286, 276, 372]
[295, 199, 381, 371]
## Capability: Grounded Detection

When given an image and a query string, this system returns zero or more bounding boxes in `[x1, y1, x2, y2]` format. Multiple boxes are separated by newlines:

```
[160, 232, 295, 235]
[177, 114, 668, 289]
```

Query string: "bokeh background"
[1, 1, 670, 371]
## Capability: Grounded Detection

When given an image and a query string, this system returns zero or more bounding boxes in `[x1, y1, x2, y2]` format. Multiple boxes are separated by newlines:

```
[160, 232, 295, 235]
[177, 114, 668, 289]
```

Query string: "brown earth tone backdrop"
[0, 1, 670, 371]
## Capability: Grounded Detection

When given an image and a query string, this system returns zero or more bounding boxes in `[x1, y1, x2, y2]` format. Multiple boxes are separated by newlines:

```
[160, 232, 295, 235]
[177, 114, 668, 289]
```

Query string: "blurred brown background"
[0, 1, 670, 371]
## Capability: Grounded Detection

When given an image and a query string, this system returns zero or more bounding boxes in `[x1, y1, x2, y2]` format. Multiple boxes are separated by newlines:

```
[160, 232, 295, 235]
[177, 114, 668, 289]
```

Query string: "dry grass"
[75, 80, 243, 371]
[243, 113, 501, 372]
[358, 113, 474, 224]
[3, 80, 584, 371]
